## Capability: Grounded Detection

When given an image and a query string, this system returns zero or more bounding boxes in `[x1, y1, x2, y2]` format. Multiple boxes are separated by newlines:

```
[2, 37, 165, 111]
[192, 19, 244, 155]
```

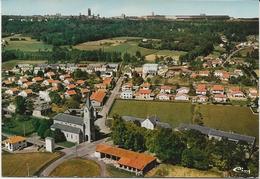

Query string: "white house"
[4, 136, 27, 152]
[5, 88, 19, 96]
[120, 90, 133, 99]
[214, 94, 227, 103]
[39, 91, 51, 102]
[157, 93, 172, 101]
[160, 86, 172, 94]
[121, 83, 133, 92]
[142, 64, 158, 77]
[175, 93, 189, 101]
[176, 87, 189, 94]
[18, 89, 33, 98]
[135, 89, 153, 100]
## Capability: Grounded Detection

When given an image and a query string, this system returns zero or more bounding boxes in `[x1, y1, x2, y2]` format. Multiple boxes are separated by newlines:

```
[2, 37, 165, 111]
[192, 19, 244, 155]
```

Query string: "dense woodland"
[2, 16, 259, 63]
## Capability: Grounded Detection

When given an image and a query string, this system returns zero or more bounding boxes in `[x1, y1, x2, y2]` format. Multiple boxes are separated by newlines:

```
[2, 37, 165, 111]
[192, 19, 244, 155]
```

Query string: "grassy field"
[106, 165, 136, 177]
[146, 164, 223, 177]
[2, 59, 47, 70]
[197, 104, 259, 139]
[2, 118, 35, 136]
[50, 158, 100, 177]
[2, 152, 61, 177]
[109, 100, 193, 128]
[145, 50, 187, 62]
[3, 35, 53, 52]
[56, 141, 75, 148]
[74, 37, 186, 60]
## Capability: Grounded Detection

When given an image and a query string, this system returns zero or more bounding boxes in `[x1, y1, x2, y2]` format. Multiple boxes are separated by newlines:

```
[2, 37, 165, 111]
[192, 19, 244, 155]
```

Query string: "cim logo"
[233, 167, 250, 174]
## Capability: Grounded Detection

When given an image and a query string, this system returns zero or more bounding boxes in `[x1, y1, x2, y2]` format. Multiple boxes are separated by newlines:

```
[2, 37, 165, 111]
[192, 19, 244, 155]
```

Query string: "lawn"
[2, 118, 36, 136]
[197, 104, 259, 139]
[106, 164, 136, 177]
[2, 59, 47, 70]
[3, 35, 53, 52]
[50, 158, 100, 177]
[56, 141, 75, 148]
[2, 152, 61, 177]
[109, 100, 193, 128]
[146, 164, 223, 177]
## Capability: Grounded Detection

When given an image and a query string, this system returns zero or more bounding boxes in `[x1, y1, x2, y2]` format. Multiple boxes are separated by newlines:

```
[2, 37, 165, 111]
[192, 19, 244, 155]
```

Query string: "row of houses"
[120, 81, 258, 103]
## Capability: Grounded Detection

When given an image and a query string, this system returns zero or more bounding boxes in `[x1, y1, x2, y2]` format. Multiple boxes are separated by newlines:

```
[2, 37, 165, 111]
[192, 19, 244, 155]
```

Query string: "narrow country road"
[40, 138, 108, 177]
[222, 46, 251, 67]
[95, 76, 124, 134]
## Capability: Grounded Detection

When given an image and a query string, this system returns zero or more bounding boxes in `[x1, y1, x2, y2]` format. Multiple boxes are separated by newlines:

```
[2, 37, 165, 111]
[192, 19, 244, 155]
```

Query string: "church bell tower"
[83, 94, 95, 142]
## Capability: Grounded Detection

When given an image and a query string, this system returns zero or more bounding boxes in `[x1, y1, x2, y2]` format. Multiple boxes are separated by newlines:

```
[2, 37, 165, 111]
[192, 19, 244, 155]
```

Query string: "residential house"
[76, 80, 85, 86]
[32, 77, 44, 83]
[120, 90, 133, 99]
[142, 63, 158, 77]
[64, 78, 74, 85]
[248, 88, 258, 99]
[198, 70, 210, 77]
[121, 83, 133, 92]
[228, 87, 245, 100]
[140, 82, 151, 90]
[22, 82, 33, 89]
[5, 88, 19, 96]
[176, 87, 189, 94]
[39, 91, 51, 102]
[196, 84, 207, 95]
[135, 89, 152, 100]
[160, 85, 172, 94]
[65, 90, 77, 98]
[192, 95, 208, 103]
[175, 93, 189, 101]
[4, 136, 27, 152]
[213, 94, 227, 103]
[45, 71, 56, 79]
[18, 89, 33, 97]
[17, 78, 28, 86]
[211, 85, 225, 94]
[90, 91, 106, 107]
[157, 93, 173, 101]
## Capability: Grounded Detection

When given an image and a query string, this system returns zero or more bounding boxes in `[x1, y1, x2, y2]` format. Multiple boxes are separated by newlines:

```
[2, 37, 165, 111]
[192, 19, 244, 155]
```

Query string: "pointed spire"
[86, 92, 91, 109]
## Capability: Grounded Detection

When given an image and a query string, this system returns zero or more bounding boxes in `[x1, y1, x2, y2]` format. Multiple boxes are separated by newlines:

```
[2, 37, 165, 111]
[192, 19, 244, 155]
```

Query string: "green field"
[2, 152, 61, 177]
[3, 35, 53, 52]
[2, 59, 47, 69]
[198, 104, 259, 139]
[109, 100, 193, 128]
[146, 164, 223, 177]
[56, 141, 75, 148]
[74, 37, 186, 60]
[50, 158, 100, 177]
[106, 165, 136, 177]
[109, 100, 258, 139]
[2, 118, 36, 136]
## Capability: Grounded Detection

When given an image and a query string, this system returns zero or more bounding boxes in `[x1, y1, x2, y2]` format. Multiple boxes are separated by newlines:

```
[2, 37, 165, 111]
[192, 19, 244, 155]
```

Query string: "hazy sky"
[1, 0, 259, 18]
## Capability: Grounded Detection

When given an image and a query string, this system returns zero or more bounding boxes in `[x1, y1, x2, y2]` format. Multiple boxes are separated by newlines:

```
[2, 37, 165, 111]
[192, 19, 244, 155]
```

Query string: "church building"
[51, 96, 95, 144]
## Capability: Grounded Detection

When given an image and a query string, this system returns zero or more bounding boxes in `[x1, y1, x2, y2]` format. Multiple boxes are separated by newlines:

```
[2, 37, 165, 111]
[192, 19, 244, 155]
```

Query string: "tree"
[111, 116, 127, 147]
[15, 96, 26, 115]
[154, 129, 185, 163]
[181, 148, 210, 170]
[65, 98, 80, 108]
[53, 129, 66, 142]
[37, 120, 52, 138]
[49, 91, 62, 105]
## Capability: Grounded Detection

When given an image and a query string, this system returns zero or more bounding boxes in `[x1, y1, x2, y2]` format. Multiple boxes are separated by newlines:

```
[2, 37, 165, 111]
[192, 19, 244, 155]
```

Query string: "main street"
[95, 76, 124, 134]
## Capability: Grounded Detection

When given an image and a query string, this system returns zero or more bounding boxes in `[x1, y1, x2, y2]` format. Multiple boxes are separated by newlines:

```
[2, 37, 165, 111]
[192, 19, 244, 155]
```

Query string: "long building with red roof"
[95, 144, 156, 175]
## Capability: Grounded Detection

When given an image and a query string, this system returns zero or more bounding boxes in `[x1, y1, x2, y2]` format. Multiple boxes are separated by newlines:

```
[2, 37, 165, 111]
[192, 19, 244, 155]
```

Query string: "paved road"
[40, 138, 108, 177]
[222, 46, 251, 67]
[95, 77, 124, 134]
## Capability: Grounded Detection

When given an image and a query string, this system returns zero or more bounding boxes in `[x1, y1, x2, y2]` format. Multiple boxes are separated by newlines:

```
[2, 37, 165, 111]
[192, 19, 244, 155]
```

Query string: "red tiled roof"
[33, 77, 43, 82]
[96, 144, 156, 170]
[5, 136, 26, 144]
[66, 90, 77, 96]
[138, 89, 151, 94]
[90, 91, 106, 103]
[76, 80, 85, 85]
[160, 85, 172, 90]
[103, 78, 112, 86]
[212, 85, 224, 91]
[196, 84, 207, 92]
[67, 84, 76, 89]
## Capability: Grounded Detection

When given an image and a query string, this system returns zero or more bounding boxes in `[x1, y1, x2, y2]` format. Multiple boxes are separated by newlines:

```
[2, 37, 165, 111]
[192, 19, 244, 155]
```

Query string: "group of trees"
[3, 17, 258, 46]
[111, 116, 258, 176]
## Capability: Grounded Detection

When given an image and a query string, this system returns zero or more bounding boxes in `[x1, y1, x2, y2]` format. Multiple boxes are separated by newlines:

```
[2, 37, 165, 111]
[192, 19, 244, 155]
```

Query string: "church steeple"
[83, 93, 95, 142]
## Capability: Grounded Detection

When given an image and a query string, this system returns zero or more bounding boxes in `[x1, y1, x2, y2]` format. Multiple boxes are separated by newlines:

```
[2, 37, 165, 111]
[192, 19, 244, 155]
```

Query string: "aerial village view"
[1, 0, 259, 178]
